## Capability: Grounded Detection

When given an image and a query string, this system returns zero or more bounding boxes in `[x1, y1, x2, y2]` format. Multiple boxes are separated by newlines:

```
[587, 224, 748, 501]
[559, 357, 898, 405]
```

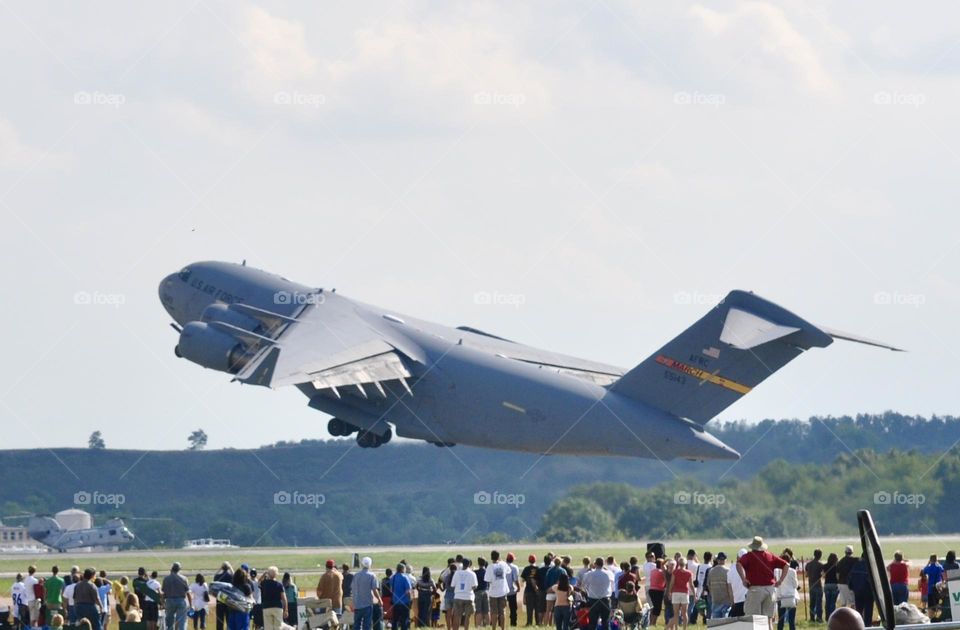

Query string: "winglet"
[818, 326, 905, 352]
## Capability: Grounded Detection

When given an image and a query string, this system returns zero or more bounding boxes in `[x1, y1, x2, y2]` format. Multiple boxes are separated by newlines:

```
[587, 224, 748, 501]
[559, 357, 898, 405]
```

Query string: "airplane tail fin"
[609, 290, 901, 424]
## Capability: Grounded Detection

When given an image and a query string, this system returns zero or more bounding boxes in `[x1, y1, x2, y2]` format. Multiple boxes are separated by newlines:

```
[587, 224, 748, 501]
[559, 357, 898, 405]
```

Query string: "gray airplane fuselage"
[159, 261, 739, 460]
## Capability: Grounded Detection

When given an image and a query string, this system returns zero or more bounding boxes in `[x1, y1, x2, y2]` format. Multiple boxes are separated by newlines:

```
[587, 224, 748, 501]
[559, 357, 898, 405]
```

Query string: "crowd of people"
[5, 537, 958, 630]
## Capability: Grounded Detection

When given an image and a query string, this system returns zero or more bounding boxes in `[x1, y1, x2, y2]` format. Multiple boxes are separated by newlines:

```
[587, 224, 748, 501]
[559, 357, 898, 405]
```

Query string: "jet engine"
[175, 321, 249, 373]
[200, 303, 263, 333]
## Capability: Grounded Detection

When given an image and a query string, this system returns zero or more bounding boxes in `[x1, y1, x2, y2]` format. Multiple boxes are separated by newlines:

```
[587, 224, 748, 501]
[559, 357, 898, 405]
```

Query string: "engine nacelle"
[176, 321, 249, 373]
[200, 303, 263, 333]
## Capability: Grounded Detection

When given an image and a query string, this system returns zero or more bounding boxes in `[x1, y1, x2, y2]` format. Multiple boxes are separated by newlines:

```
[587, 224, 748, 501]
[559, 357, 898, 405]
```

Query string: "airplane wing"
[234, 293, 417, 397]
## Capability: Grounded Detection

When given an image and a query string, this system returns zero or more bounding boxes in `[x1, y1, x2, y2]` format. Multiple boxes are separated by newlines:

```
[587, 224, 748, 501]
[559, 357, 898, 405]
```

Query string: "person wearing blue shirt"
[353, 558, 382, 630]
[922, 555, 945, 616]
[390, 564, 413, 630]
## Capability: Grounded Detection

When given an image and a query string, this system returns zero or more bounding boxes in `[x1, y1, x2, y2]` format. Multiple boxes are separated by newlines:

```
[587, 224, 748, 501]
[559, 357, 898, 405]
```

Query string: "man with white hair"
[259, 567, 288, 630]
[353, 558, 381, 630]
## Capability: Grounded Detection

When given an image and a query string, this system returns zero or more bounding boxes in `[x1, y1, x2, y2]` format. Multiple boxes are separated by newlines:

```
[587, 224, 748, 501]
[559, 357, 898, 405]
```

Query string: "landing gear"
[327, 418, 357, 437]
[430, 441, 456, 447]
[357, 427, 392, 448]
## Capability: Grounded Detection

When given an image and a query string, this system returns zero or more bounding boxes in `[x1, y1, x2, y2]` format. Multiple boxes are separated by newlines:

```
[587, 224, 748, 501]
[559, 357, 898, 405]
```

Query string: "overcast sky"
[1, 1, 957, 451]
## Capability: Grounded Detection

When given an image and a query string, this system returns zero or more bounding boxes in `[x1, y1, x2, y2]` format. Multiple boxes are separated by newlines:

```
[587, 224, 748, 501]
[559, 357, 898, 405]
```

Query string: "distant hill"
[0, 412, 955, 546]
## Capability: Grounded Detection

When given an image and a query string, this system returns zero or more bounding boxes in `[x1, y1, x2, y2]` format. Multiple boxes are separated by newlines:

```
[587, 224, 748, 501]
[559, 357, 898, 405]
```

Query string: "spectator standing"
[391, 564, 414, 630]
[776, 558, 799, 630]
[705, 553, 732, 619]
[921, 555, 945, 617]
[23, 566, 39, 628]
[97, 575, 112, 630]
[316, 560, 344, 613]
[12, 574, 27, 630]
[823, 553, 840, 619]
[486, 551, 511, 630]
[162, 563, 192, 630]
[189, 575, 209, 630]
[342, 566, 354, 600]
[282, 573, 298, 627]
[227, 570, 253, 630]
[505, 553, 520, 627]
[887, 552, 910, 606]
[548, 573, 573, 630]
[213, 563, 234, 630]
[46, 567, 65, 618]
[727, 551, 748, 618]
[520, 556, 539, 627]
[73, 569, 103, 630]
[847, 556, 872, 626]
[259, 567, 287, 630]
[353, 558, 382, 630]
[693, 552, 712, 625]
[836, 547, 858, 608]
[452, 559, 478, 630]
[738, 537, 787, 630]
[544, 559, 563, 622]
[667, 558, 693, 630]
[416, 569, 436, 628]
[581, 558, 613, 630]
[474, 559, 490, 628]
[648, 559, 666, 627]
[806, 550, 825, 623]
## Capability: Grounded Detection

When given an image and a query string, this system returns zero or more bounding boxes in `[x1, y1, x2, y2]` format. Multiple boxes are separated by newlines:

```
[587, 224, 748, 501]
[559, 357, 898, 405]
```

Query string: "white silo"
[55, 508, 92, 531]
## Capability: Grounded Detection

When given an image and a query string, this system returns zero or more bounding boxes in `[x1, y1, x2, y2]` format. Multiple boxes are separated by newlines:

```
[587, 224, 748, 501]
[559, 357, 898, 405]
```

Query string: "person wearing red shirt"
[667, 558, 693, 630]
[737, 537, 788, 630]
[887, 552, 910, 605]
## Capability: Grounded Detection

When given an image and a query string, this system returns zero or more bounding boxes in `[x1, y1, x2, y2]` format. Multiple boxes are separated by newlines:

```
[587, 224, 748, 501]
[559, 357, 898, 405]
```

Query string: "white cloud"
[243, 6, 318, 85]
[0, 117, 56, 169]
[689, 1, 838, 95]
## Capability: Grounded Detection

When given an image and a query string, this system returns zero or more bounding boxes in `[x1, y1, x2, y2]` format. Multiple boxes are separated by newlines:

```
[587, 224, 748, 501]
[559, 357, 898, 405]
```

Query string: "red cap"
[506, 553, 515, 563]
[325, 560, 335, 568]
[528, 554, 537, 563]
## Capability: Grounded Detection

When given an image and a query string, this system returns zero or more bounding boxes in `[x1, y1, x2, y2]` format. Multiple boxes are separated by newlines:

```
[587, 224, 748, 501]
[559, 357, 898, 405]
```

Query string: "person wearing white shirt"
[728, 550, 749, 617]
[642, 552, 657, 605]
[11, 576, 26, 625]
[452, 559, 479, 630]
[63, 582, 78, 624]
[693, 552, 712, 624]
[22, 567, 39, 628]
[485, 552, 511, 630]
[775, 562, 799, 630]
[582, 559, 613, 630]
[189, 575, 210, 630]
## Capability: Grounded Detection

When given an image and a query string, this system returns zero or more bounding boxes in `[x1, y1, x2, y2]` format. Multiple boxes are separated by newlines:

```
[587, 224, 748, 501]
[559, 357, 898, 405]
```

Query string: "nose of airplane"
[158, 273, 179, 319]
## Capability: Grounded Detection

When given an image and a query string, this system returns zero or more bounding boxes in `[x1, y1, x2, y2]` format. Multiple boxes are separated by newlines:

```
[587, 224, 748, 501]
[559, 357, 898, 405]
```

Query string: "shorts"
[475, 592, 490, 615]
[489, 596, 507, 619]
[29, 600, 41, 623]
[143, 601, 160, 622]
[648, 591, 664, 616]
[671, 593, 689, 606]
[546, 593, 557, 602]
[744, 586, 776, 618]
[453, 600, 475, 617]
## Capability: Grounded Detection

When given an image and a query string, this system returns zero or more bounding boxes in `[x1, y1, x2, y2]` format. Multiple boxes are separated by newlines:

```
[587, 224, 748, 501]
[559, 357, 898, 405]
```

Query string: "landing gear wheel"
[328, 418, 350, 437]
[357, 430, 378, 448]
[380, 428, 393, 445]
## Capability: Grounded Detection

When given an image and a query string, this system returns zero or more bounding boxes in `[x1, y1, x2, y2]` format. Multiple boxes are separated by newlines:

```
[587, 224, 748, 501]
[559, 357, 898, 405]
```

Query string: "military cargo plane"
[159, 262, 900, 461]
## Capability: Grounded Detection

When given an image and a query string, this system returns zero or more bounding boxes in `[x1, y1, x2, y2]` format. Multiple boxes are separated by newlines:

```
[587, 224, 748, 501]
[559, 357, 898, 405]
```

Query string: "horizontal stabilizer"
[818, 326, 905, 352]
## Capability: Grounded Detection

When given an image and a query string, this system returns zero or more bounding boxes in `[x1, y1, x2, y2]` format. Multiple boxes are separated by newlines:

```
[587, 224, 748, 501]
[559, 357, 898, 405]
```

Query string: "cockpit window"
[178, 268, 192, 281]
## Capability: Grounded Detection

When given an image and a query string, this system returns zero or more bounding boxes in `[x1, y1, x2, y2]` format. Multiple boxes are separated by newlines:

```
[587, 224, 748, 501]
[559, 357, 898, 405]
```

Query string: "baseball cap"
[844, 545, 854, 554]
[737, 548, 748, 558]
[506, 553, 515, 563]
[361, 557, 372, 569]
[716, 552, 727, 561]
[325, 560, 335, 569]
[240, 564, 250, 571]
[528, 554, 537, 563]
